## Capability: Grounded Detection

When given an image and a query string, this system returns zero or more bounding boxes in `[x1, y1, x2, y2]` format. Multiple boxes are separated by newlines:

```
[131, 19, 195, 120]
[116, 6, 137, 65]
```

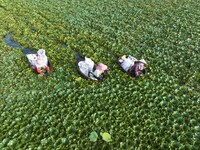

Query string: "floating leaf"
[0, 0, 200, 149]
[89, 131, 98, 142]
[100, 132, 112, 142]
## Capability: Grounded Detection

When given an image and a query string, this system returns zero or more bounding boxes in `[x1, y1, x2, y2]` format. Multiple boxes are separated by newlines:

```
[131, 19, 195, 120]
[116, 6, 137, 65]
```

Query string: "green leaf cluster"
[0, 0, 199, 149]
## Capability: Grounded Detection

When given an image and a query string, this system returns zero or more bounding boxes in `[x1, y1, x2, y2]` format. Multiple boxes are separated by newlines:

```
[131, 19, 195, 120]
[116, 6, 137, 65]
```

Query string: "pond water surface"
[3, 33, 21, 48]
[3, 33, 36, 54]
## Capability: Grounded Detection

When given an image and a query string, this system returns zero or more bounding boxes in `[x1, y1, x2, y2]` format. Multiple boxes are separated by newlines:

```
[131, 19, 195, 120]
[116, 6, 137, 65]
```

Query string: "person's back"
[121, 58, 134, 71]
[84, 57, 94, 72]
[119, 55, 137, 71]
[34, 49, 50, 74]
[36, 49, 48, 68]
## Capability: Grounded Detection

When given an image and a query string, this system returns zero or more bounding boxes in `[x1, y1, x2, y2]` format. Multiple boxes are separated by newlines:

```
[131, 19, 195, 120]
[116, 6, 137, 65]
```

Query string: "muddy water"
[3, 33, 36, 54]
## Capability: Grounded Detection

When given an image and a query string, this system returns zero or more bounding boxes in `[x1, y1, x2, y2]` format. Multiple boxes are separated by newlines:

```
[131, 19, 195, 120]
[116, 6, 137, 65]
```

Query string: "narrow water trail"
[3, 33, 53, 76]
[3, 33, 37, 54]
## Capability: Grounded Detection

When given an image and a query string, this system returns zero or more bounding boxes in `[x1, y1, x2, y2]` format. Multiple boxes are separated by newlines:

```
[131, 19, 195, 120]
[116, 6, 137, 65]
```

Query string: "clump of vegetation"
[0, 0, 199, 149]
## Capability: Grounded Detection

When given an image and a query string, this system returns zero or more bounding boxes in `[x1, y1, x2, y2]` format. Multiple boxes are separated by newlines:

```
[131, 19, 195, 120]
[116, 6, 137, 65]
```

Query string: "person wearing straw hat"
[27, 49, 50, 74]
[35, 49, 50, 74]
[129, 59, 147, 77]
[119, 55, 147, 77]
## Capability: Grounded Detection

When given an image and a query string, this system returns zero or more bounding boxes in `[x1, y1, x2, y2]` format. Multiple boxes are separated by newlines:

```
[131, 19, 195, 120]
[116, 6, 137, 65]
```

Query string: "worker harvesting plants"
[118, 55, 147, 77]
[26, 49, 51, 75]
[76, 53, 109, 81]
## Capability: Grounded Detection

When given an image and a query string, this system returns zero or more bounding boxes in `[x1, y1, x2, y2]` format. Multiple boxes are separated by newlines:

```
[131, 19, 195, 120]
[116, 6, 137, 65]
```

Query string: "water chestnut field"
[0, 0, 200, 149]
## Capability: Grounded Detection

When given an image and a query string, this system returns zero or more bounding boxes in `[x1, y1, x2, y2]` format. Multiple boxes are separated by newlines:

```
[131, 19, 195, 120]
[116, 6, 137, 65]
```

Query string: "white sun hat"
[37, 49, 46, 56]
[138, 59, 147, 65]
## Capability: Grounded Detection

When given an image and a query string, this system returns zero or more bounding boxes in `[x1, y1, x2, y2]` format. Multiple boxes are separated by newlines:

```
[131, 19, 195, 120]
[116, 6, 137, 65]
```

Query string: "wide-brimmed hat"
[37, 49, 46, 56]
[96, 63, 109, 71]
[137, 59, 147, 65]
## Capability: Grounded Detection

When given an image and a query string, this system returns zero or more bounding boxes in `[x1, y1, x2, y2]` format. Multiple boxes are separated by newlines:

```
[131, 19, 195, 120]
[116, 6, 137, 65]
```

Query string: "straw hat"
[137, 59, 147, 65]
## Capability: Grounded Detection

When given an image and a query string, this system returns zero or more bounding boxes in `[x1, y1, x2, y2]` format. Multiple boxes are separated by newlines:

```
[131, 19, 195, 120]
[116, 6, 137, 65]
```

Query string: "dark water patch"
[4, 33, 36, 54]
[62, 43, 68, 48]
[3, 33, 21, 48]
[31, 26, 37, 32]
[55, 43, 67, 53]
[22, 48, 37, 55]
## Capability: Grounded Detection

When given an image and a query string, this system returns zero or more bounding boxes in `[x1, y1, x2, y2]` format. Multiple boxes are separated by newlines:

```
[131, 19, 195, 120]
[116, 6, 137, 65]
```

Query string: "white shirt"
[78, 57, 95, 77]
[120, 57, 134, 71]
[27, 54, 48, 68]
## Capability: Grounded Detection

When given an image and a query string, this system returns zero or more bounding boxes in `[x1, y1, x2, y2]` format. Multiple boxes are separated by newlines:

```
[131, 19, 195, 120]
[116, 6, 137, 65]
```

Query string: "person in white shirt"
[27, 49, 50, 74]
[119, 55, 147, 77]
[78, 57, 109, 80]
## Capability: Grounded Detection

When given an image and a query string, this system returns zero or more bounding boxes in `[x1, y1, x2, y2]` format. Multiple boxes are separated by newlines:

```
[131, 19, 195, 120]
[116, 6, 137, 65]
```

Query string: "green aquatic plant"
[89, 131, 98, 142]
[100, 132, 112, 142]
[0, 0, 199, 149]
